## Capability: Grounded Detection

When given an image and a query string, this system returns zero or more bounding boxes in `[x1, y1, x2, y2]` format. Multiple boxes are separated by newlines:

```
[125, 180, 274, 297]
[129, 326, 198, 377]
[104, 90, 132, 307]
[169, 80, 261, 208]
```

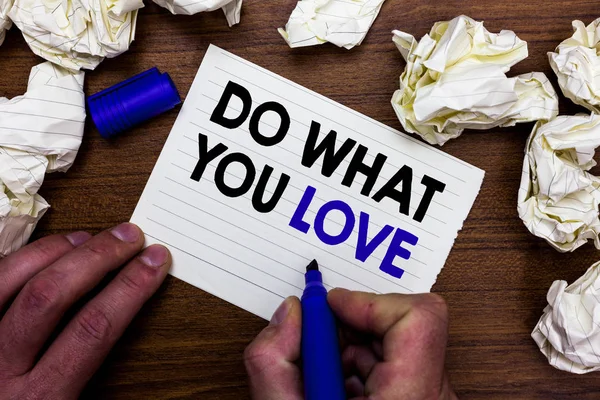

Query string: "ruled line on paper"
[148, 214, 305, 292]
[179, 127, 449, 224]
[44, 84, 85, 94]
[173, 148, 434, 254]
[161, 172, 413, 291]
[186, 122, 442, 239]
[0, 142, 79, 152]
[144, 232, 287, 300]
[152, 201, 336, 291]
[24, 97, 85, 109]
[0, 126, 82, 138]
[149, 199, 379, 293]
[171, 157, 427, 278]
[0, 110, 84, 123]
[196, 94, 460, 201]
[155, 179, 385, 293]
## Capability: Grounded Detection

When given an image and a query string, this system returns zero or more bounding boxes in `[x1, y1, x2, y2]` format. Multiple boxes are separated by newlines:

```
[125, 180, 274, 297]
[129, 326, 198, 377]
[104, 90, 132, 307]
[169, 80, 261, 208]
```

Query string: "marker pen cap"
[87, 67, 181, 138]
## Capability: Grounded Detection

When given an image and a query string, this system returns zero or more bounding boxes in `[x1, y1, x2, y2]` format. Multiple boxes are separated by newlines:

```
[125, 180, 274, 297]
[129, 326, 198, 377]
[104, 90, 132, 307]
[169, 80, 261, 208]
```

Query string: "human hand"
[0, 223, 171, 400]
[244, 289, 457, 400]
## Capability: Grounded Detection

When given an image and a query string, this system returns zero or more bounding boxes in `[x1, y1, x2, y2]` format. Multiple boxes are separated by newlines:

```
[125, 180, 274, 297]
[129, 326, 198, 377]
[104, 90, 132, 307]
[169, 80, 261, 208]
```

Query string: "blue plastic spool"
[87, 67, 181, 138]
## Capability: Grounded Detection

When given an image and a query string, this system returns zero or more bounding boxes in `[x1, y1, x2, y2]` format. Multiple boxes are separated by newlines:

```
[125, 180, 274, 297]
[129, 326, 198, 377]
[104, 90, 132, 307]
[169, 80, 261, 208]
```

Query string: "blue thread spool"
[87, 67, 181, 138]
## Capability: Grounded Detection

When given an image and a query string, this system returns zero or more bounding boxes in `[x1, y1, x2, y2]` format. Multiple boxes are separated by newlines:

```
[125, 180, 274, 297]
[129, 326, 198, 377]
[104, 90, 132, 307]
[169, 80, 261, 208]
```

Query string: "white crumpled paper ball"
[0, 0, 12, 46]
[8, 0, 143, 70]
[549, 19, 600, 113]
[4, 0, 242, 70]
[277, 0, 386, 49]
[518, 114, 600, 252]
[391, 15, 558, 146]
[153, 0, 242, 27]
[0, 62, 85, 257]
[533, 259, 600, 374]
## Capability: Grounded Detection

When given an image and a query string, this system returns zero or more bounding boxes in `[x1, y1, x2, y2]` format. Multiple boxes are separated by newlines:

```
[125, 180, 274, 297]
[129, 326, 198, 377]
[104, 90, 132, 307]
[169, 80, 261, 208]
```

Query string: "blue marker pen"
[301, 260, 346, 400]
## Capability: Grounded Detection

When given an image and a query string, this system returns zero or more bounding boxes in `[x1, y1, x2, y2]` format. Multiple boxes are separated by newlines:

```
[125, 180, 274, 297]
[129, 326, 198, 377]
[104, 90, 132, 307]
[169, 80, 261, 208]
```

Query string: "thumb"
[244, 296, 303, 400]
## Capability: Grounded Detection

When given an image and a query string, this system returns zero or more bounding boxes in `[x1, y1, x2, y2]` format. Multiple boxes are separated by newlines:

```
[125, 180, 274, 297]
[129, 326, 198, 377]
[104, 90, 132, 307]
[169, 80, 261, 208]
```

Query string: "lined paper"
[278, 0, 386, 49]
[151, 0, 242, 27]
[131, 45, 485, 320]
[532, 260, 600, 374]
[518, 114, 600, 252]
[0, 61, 85, 257]
[391, 15, 558, 146]
[8, 0, 139, 70]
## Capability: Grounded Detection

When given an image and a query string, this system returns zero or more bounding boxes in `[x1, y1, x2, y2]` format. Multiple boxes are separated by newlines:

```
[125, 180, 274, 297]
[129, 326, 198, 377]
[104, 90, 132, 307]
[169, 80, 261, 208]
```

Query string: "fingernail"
[140, 245, 169, 268]
[270, 297, 292, 326]
[65, 231, 91, 247]
[110, 223, 140, 243]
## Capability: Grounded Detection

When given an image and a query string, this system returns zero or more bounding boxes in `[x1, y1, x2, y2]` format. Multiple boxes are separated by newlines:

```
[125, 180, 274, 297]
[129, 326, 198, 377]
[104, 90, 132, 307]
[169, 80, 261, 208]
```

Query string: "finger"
[345, 375, 365, 398]
[342, 345, 378, 381]
[380, 292, 449, 368]
[29, 245, 171, 398]
[328, 288, 423, 337]
[0, 223, 144, 376]
[329, 288, 449, 362]
[244, 296, 303, 400]
[0, 231, 91, 309]
[358, 294, 450, 399]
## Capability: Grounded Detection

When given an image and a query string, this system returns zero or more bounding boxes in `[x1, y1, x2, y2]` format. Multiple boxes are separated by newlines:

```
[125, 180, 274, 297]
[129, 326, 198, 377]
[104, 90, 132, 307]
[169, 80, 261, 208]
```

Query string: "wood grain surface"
[1, 1, 599, 398]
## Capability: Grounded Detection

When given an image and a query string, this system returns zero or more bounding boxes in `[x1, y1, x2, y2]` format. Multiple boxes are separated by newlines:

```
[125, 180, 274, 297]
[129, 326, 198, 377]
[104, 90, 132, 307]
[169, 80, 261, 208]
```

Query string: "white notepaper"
[131, 45, 485, 320]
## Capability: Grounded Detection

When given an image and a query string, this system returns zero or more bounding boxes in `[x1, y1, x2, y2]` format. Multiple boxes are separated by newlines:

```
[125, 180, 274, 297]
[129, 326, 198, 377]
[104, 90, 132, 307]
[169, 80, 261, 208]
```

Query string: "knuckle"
[20, 276, 62, 314]
[243, 333, 276, 375]
[74, 306, 113, 346]
[21, 373, 61, 400]
[421, 293, 448, 316]
[414, 293, 449, 327]
[118, 268, 152, 294]
[26, 237, 62, 261]
[1, 374, 43, 400]
[243, 341, 261, 365]
[82, 241, 112, 259]
[14, 235, 70, 269]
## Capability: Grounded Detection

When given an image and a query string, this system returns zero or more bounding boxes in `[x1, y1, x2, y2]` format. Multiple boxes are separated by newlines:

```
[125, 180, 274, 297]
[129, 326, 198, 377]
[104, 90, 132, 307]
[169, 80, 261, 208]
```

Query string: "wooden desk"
[1, 1, 598, 398]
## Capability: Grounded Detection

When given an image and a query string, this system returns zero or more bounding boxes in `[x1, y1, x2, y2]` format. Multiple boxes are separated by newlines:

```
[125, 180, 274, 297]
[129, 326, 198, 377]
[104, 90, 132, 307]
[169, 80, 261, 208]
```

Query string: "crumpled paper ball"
[391, 15, 558, 146]
[549, 19, 600, 113]
[532, 259, 600, 374]
[278, 0, 386, 49]
[0, 0, 12, 46]
[153, 0, 242, 27]
[8, 0, 143, 70]
[0, 62, 85, 257]
[518, 114, 600, 252]
[5, 0, 242, 70]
